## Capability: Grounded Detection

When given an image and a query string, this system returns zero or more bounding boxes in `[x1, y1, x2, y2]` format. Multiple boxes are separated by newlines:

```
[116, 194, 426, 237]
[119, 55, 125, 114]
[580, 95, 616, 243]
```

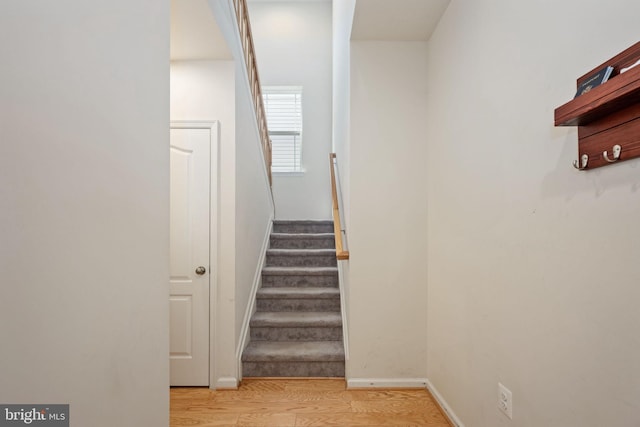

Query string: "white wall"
[0, 1, 169, 426]
[426, 1, 640, 426]
[348, 41, 429, 383]
[248, 1, 333, 220]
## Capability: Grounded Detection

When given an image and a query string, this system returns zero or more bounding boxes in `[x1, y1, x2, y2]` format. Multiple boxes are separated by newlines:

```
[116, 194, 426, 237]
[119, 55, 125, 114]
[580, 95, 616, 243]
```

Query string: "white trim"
[263, 85, 304, 93]
[170, 121, 219, 390]
[337, 262, 349, 362]
[170, 120, 220, 128]
[272, 171, 306, 177]
[215, 377, 239, 390]
[235, 217, 274, 381]
[426, 378, 466, 427]
[347, 378, 428, 389]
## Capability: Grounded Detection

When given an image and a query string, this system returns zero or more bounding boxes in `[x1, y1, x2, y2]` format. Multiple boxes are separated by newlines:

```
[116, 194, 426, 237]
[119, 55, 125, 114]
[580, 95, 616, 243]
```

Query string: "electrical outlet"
[498, 382, 513, 419]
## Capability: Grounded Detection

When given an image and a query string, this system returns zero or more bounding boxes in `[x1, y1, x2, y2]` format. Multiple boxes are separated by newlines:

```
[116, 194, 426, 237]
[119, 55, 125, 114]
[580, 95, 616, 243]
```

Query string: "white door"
[169, 125, 213, 386]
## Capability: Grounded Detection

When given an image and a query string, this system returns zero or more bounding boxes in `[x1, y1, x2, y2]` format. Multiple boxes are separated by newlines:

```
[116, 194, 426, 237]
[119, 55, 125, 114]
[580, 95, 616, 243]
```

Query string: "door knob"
[195, 266, 206, 275]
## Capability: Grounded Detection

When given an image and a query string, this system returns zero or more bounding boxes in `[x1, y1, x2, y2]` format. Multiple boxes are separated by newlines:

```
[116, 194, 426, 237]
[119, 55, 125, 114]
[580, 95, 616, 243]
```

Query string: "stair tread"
[271, 232, 335, 238]
[273, 220, 334, 235]
[267, 248, 336, 255]
[242, 341, 344, 362]
[257, 287, 339, 299]
[262, 266, 338, 275]
[251, 311, 342, 327]
[273, 220, 333, 225]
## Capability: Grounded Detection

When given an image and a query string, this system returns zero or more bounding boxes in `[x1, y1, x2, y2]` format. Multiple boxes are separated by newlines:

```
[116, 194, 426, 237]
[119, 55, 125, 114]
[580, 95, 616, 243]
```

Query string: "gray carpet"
[242, 220, 345, 377]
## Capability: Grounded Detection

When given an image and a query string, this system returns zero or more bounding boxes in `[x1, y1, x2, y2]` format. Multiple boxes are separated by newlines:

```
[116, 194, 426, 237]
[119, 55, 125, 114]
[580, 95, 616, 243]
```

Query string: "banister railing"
[329, 153, 349, 260]
[233, 0, 272, 186]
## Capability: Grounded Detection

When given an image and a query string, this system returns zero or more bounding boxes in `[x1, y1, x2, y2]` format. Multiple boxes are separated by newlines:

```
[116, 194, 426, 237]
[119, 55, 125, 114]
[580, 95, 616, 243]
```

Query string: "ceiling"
[351, 0, 451, 41]
[248, 0, 330, 2]
[170, 0, 451, 60]
[170, 0, 232, 61]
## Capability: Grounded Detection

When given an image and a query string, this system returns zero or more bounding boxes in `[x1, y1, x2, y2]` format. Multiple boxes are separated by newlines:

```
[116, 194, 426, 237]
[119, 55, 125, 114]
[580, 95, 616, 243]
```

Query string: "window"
[263, 87, 303, 173]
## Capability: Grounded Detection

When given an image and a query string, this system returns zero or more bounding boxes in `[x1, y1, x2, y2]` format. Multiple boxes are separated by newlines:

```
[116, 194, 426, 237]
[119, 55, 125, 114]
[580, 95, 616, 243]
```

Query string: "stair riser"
[261, 274, 338, 288]
[243, 361, 345, 377]
[266, 254, 337, 268]
[273, 224, 334, 234]
[270, 236, 335, 249]
[256, 298, 341, 312]
[250, 327, 342, 342]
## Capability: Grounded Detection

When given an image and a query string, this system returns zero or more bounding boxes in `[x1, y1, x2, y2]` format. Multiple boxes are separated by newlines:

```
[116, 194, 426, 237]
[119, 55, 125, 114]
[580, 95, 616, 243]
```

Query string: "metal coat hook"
[603, 144, 622, 163]
[573, 154, 589, 170]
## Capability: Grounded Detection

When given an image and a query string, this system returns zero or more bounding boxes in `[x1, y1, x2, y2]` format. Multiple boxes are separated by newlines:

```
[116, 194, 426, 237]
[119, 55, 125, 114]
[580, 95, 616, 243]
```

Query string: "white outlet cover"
[498, 382, 513, 419]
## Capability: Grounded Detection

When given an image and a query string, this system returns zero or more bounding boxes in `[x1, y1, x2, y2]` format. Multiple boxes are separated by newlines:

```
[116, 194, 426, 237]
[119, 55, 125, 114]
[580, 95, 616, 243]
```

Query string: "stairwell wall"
[247, 1, 333, 220]
[332, 0, 356, 233]
[332, 0, 356, 368]
[425, 1, 640, 426]
[234, 57, 276, 363]
[348, 41, 429, 385]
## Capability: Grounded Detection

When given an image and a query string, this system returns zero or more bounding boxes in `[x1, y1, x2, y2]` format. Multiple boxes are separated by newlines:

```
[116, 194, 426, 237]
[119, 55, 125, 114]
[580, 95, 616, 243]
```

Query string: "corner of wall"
[337, 260, 350, 362]
[425, 379, 466, 427]
[215, 377, 239, 390]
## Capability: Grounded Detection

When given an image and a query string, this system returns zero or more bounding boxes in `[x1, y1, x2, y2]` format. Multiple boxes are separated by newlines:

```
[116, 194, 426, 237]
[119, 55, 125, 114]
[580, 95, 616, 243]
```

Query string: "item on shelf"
[574, 65, 614, 98]
[621, 58, 640, 74]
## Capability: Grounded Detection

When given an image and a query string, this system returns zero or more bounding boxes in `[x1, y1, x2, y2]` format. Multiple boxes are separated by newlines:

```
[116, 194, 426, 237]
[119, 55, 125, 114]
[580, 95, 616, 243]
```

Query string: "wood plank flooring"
[171, 378, 452, 426]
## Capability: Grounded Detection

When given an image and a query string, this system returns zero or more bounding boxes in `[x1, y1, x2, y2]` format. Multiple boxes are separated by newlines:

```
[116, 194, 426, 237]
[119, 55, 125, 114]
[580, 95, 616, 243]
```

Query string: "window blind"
[263, 87, 303, 173]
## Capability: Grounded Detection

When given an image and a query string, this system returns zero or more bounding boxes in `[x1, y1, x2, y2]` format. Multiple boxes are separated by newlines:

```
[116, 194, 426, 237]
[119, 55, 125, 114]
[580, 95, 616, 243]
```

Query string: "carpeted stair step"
[256, 287, 340, 312]
[261, 267, 338, 288]
[242, 341, 345, 377]
[270, 233, 336, 249]
[266, 249, 337, 268]
[250, 312, 342, 341]
[273, 220, 334, 234]
[242, 219, 345, 378]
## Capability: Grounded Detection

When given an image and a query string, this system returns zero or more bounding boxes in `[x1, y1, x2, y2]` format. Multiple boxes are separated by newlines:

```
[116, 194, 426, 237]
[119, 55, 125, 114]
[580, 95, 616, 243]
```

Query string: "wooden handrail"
[233, 0, 272, 186]
[329, 153, 349, 260]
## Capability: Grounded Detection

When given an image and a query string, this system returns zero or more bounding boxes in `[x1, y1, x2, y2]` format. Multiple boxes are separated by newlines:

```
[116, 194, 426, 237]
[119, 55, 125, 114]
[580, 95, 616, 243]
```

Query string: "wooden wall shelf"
[554, 41, 640, 170]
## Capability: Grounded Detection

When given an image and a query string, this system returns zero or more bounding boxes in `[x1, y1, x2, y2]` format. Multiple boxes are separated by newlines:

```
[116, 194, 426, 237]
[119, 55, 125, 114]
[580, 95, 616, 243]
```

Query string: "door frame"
[170, 120, 219, 389]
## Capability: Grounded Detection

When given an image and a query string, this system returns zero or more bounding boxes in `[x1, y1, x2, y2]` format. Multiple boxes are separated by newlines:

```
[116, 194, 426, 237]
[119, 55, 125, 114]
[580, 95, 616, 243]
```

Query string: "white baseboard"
[347, 378, 428, 389]
[214, 377, 238, 390]
[425, 378, 465, 427]
[235, 216, 274, 380]
[336, 262, 349, 361]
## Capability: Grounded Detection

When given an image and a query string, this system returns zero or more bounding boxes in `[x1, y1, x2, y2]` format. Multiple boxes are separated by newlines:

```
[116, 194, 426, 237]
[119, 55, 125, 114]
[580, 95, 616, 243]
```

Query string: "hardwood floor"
[171, 378, 452, 426]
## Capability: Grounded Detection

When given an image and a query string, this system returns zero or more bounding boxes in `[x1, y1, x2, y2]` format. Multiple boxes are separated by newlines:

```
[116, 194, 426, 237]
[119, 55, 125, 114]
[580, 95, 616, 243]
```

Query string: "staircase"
[242, 220, 345, 377]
